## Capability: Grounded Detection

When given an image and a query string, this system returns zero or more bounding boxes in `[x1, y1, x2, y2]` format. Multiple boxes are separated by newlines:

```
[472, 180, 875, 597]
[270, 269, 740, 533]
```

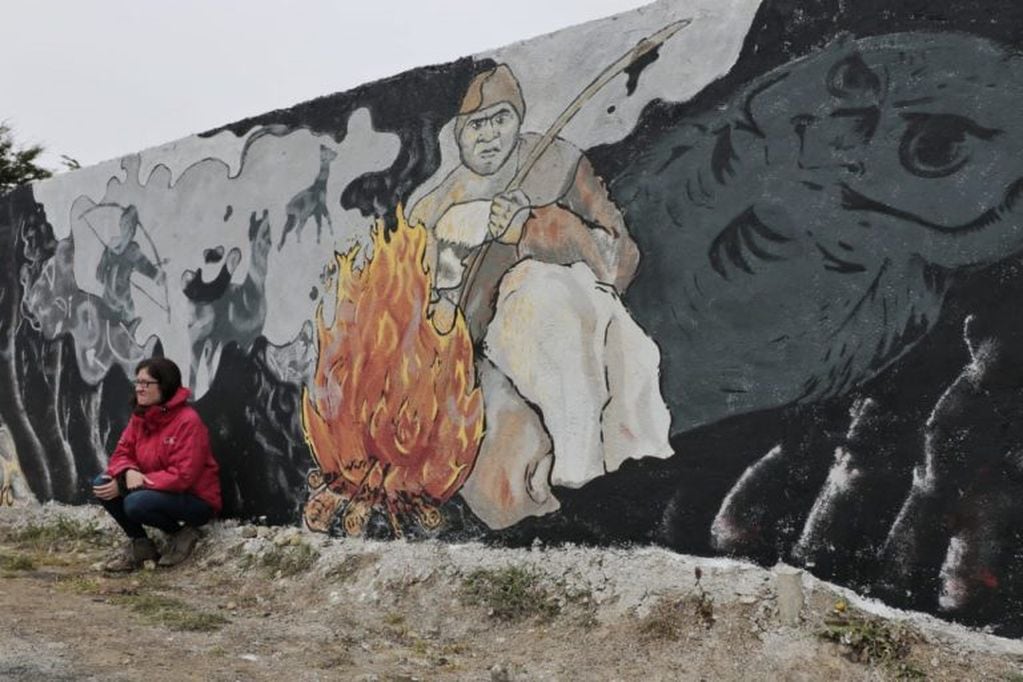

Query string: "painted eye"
[826, 54, 881, 99]
[898, 113, 1000, 178]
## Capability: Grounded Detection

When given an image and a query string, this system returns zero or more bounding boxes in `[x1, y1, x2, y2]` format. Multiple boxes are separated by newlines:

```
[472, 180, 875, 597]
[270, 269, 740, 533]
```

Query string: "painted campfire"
[301, 210, 484, 536]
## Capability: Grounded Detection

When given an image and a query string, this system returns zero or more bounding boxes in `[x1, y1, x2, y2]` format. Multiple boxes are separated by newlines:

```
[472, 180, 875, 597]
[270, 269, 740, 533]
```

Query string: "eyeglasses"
[134, 380, 160, 388]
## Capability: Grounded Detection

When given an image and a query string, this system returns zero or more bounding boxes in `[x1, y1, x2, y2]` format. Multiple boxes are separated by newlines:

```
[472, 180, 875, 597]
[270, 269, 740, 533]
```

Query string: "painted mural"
[2, 0, 1022, 636]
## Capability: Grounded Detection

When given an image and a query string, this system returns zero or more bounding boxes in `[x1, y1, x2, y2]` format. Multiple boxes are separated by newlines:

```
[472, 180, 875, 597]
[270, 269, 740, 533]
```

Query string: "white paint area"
[33, 159, 126, 240]
[792, 447, 860, 560]
[137, 128, 262, 187]
[938, 534, 969, 611]
[483, 261, 673, 488]
[486, 0, 761, 150]
[38, 108, 399, 396]
[710, 445, 783, 551]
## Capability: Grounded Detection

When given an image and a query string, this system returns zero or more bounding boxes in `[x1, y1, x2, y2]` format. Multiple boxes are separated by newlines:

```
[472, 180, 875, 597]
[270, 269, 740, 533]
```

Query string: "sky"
[2, 0, 651, 170]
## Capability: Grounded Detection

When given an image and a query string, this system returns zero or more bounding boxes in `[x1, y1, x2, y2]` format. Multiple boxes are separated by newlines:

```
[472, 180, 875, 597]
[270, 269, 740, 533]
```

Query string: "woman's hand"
[92, 478, 120, 501]
[124, 469, 152, 491]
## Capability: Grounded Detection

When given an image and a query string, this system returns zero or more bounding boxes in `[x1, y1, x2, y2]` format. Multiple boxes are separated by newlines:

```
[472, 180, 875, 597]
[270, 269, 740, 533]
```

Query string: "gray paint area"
[617, 32, 1023, 433]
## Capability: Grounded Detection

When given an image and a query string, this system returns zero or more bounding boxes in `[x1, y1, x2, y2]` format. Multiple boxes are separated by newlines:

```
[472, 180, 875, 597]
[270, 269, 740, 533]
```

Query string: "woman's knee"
[122, 490, 159, 521]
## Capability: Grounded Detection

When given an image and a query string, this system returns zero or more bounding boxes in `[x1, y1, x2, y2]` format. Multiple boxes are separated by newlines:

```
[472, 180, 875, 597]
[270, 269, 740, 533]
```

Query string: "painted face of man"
[457, 103, 521, 176]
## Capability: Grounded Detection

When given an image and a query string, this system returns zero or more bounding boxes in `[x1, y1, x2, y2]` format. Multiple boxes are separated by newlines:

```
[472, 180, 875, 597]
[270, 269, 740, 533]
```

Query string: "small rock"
[288, 535, 304, 546]
[490, 663, 511, 682]
[142, 560, 157, 571]
[739, 595, 758, 605]
[239, 653, 259, 662]
[240, 526, 257, 539]
[226, 601, 237, 610]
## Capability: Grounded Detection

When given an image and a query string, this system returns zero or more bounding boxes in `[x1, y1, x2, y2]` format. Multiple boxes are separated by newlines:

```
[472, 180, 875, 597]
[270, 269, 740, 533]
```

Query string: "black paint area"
[624, 45, 660, 96]
[195, 339, 310, 524]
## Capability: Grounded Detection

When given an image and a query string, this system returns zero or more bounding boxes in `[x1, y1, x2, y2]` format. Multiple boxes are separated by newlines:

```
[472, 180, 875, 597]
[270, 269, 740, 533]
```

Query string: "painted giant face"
[743, 33, 1023, 265]
[457, 103, 521, 176]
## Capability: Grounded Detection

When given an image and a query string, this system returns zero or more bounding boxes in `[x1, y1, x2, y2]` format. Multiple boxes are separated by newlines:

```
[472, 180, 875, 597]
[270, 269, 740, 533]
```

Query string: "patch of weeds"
[112, 593, 228, 632]
[242, 542, 319, 578]
[57, 575, 102, 595]
[460, 565, 561, 622]
[325, 553, 379, 583]
[0, 553, 36, 571]
[693, 567, 714, 628]
[638, 596, 690, 641]
[8, 514, 108, 551]
[819, 610, 924, 679]
[637, 569, 715, 641]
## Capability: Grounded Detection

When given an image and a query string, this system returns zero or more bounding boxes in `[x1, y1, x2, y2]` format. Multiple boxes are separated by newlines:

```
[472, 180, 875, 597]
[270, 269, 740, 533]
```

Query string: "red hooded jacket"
[106, 386, 222, 514]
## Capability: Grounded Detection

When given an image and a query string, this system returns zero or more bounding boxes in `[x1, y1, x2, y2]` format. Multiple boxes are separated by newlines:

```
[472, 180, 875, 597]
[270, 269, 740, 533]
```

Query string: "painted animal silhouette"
[184, 210, 273, 390]
[278, 145, 337, 249]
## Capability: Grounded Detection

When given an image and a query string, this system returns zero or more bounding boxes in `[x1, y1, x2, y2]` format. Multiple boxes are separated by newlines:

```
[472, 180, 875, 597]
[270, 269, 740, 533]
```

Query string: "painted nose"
[478, 121, 499, 141]
[793, 117, 866, 175]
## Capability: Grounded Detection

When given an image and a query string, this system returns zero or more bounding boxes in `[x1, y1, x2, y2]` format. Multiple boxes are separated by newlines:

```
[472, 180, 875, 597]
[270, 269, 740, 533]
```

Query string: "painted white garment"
[459, 358, 561, 529]
[483, 260, 673, 488]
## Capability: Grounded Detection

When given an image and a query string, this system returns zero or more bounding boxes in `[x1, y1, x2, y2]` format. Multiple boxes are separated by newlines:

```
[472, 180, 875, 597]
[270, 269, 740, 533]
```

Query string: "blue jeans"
[92, 473, 213, 538]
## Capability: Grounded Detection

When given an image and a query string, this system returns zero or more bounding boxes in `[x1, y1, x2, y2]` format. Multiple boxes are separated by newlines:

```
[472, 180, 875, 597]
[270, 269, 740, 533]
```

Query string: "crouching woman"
[93, 357, 221, 571]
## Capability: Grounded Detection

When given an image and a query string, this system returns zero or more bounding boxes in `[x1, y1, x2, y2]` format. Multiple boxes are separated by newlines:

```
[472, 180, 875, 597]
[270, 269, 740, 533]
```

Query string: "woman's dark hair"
[132, 356, 183, 408]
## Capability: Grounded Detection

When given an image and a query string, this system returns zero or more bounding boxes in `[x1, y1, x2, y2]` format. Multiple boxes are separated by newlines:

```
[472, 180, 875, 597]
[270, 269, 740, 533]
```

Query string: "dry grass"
[461, 565, 563, 622]
[243, 541, 320, 578]
[112, 592, 229, 632]
[819, 606, 925, 679]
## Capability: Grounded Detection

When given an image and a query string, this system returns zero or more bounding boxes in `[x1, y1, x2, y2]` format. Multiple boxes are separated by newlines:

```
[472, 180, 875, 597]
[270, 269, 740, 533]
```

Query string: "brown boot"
[103, 537, 159, 572]
[157, 526, 202, 567]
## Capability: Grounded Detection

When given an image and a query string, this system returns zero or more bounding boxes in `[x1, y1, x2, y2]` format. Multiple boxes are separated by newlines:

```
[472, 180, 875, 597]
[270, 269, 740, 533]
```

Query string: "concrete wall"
[2, 0, 1022, 635]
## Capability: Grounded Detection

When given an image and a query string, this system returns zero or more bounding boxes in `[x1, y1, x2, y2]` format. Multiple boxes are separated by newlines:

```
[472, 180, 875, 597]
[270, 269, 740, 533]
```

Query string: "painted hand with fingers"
[488, 189, 531, 242]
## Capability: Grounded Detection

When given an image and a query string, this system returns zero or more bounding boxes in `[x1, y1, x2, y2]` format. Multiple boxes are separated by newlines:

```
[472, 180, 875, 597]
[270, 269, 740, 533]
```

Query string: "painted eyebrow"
[892, 97, 936, 108]
[469, 105, 516, 124]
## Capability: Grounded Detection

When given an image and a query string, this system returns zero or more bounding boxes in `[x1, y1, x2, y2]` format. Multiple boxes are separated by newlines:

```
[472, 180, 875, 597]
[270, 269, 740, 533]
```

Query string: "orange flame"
[302, 210, 483, 526]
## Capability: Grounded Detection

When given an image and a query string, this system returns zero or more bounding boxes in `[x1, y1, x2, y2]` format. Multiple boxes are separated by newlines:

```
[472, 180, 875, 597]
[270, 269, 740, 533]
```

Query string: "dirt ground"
[1, 504, 1021, 681]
